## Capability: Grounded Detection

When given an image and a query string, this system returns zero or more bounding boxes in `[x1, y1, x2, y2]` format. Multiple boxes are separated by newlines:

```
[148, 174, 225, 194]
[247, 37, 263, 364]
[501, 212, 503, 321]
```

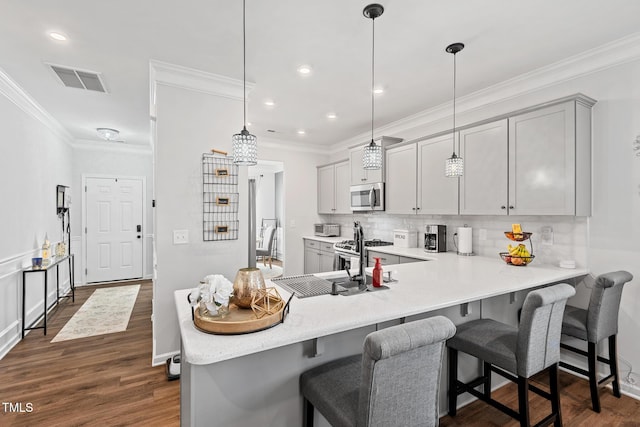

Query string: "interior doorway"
[250, 161, 285, 275]
[83, 175, 145, 283]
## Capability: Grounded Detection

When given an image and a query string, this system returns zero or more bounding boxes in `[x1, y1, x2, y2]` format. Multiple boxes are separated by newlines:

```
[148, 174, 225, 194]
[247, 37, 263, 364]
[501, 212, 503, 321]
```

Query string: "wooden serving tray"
[193, 296, 292, 335]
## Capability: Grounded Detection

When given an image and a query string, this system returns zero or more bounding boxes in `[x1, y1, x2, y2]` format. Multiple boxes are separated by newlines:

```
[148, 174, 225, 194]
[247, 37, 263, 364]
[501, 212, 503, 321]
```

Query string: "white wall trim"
[329, 31, 640, 154]
[153, 349, 179, 367]
[0, 66, 75, 147]
[71, 139, 153, 154]
[149, 59, 252, 117]
[0, 320, 20, 361]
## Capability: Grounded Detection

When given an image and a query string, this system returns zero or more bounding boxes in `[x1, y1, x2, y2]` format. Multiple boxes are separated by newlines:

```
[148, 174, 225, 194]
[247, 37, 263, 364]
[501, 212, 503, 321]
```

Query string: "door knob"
[137, 235, 141, 239]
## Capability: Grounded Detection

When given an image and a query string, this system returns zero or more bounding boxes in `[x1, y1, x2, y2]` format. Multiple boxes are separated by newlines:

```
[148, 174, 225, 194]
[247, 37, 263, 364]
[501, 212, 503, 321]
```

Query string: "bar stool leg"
[549, 364, 562, 427]
[303, 397, 314, 427]
[517, 376, 530, 427]
[609, 335, 621, 398]
[448, 348, 458, 416]
[483, 361, 492, 399]
[587, 342, 601, 413]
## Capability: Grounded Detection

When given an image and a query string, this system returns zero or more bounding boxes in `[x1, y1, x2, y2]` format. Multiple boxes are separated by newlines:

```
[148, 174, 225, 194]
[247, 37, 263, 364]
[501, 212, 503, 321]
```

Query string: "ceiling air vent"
[49, 65, 107, 93]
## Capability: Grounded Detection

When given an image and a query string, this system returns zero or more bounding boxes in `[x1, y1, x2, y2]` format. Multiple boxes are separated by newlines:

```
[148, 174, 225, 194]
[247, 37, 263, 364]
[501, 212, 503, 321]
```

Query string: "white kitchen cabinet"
[417, 134, 459, 215]
[460, 97, 593, 216]
[508, 100, 591, 215]
[385, 133, 458, 215]
[385, 143, 417, 214]
[459, 119, 509, 215]
[317, 160, 350, 214]
[349, 136, 403, 185]
[304, 239, 335, 274]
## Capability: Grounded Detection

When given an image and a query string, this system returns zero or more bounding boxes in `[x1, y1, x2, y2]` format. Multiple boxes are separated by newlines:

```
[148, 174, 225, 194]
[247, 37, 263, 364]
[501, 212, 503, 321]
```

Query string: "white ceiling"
[2, 0, 640, 148]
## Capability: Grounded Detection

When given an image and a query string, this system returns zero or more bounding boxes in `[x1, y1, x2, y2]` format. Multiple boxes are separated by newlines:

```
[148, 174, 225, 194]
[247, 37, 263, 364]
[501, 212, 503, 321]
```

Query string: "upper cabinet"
[459, 95, 594, 216]
[349, 136, 403, 185]
[417, 134, 459, 215]
[385, 134, 459, 215]
[459, 119, 509, 215]
[317, 160, 350, 214]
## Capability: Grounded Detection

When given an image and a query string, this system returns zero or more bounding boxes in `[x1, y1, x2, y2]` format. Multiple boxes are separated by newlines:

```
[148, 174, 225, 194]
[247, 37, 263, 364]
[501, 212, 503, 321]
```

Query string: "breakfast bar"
[175, 253, 587, 426]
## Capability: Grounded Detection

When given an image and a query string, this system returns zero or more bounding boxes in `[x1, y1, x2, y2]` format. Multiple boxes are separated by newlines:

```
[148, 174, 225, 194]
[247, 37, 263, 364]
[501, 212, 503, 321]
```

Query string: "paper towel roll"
[457, 227, 473, 255]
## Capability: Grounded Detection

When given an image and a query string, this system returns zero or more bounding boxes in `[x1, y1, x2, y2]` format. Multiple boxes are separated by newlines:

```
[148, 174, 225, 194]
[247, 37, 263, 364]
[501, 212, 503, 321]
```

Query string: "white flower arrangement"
[189, 274, 234, 315]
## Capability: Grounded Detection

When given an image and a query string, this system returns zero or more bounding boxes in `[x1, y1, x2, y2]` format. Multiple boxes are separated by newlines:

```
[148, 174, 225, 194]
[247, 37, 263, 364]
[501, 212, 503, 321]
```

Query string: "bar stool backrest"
[587, 271, 634, 343]
[357, 316, 456, 427]
[517, 283, 576, 377]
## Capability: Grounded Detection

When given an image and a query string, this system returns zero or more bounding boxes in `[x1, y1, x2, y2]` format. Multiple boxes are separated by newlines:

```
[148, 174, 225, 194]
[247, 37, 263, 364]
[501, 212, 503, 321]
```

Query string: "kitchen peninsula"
[175, 253, 588, 427]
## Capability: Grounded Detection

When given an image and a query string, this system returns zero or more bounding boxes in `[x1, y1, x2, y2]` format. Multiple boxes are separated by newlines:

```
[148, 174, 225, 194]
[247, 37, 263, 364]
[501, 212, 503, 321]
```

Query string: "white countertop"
[365, 245, 437, 260]
[302, 235, 346, 244]
[175, 253, 587, 365]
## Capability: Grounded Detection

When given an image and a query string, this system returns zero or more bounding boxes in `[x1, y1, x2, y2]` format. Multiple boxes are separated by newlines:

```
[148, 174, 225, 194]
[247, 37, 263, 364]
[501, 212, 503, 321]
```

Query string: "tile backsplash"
[321, 213, 588, 268]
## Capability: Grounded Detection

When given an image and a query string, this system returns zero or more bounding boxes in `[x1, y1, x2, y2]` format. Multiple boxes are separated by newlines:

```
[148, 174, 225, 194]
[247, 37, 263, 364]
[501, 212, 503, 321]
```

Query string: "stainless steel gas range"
[333, 239, 393, 270]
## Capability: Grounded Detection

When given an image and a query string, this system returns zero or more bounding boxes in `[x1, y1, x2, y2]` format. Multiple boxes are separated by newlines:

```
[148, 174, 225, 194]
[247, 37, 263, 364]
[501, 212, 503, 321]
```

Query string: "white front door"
[85, 177, 143, 283]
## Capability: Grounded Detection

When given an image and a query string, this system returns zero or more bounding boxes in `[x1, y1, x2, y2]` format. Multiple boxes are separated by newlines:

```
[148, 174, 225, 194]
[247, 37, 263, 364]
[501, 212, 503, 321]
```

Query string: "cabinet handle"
[361, 178, 366, 181]
[416, 207, 421, 211]
[501, 206, 506, 210]
[412, 207, 416, 211]
[509, 205, 514, 209]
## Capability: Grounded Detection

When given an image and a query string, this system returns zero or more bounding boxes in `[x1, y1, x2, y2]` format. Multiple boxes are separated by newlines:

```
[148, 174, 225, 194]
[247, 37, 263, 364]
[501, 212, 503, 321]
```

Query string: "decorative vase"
[199, 301, 230, 319]
[232, 267, 266, 309]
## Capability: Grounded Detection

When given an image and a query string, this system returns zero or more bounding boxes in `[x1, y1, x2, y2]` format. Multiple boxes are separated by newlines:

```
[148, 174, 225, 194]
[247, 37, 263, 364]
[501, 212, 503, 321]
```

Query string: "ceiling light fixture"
[232, 0, 257, 166]
[297, 65, 312, 75]
[445, 42, 465, 178]
[96, 128, 119, 141]
[373, 87, 384, 94]
[49, 32, 67, 41]
[362, 3, 384, 171]
[264, 100, 275, 107]
[297, 130, 306, 135]
[326, 113, 337, 120]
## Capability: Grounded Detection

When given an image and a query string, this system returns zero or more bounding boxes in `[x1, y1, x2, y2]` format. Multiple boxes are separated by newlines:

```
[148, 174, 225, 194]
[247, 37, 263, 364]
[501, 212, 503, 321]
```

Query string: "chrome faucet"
[353, 221, 366, 290]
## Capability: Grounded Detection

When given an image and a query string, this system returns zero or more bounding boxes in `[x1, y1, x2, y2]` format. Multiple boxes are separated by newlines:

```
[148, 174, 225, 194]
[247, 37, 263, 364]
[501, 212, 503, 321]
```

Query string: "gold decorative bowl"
[504, 231, 533, 242]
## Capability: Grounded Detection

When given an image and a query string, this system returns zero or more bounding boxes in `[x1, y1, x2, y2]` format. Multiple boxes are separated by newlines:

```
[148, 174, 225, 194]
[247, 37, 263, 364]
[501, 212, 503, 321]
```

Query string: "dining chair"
[256, 225, 276, 268]
[560, 270, 634, 413]
[300, 316, 456, 427]
[447, 283, 576, 427]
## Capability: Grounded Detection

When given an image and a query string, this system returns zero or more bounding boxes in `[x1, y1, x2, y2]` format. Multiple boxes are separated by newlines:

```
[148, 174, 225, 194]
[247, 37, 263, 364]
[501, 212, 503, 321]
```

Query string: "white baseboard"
[153, 350, 179, 367]
[0, 320, 20, 361]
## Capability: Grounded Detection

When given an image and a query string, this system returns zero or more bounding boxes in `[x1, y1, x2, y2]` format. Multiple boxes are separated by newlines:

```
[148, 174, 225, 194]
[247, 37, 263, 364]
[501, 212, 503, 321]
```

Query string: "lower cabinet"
[303, 239, 335, 274]
[367, 250, 423, 267]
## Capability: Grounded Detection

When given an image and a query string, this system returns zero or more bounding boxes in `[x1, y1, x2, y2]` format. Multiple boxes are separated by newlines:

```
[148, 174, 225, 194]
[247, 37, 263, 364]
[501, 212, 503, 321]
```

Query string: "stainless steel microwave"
[350, 183, 384, 212]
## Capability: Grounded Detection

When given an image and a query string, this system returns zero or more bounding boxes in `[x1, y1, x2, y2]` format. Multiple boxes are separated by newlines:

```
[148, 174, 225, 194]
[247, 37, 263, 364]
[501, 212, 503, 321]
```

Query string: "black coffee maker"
[424, 225, 446, 252]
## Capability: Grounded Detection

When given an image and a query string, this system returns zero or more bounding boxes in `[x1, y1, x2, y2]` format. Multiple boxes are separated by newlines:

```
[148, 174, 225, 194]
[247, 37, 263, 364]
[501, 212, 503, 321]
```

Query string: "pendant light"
[362, 4, 384, 170]
[445, 42, 464, 177]
[232, 0, 257, 165]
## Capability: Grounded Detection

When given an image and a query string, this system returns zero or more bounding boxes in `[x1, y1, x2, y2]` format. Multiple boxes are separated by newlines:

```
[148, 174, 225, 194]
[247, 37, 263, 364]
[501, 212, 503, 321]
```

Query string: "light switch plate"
[540, 226, 553, 245]
[173, 230, 189, 245]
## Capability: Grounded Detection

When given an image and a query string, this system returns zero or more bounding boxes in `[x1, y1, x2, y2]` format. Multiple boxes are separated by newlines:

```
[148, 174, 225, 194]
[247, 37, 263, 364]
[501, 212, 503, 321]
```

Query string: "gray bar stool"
[447, 283, 575, 427]
[300, 316, 456, 427]
[560, 270, 634, 413]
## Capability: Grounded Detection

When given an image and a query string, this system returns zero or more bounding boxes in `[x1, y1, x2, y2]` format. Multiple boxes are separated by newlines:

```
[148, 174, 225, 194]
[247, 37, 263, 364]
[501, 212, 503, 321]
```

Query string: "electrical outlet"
[541, 226, 553, 245]
[173, 230, 189, 245]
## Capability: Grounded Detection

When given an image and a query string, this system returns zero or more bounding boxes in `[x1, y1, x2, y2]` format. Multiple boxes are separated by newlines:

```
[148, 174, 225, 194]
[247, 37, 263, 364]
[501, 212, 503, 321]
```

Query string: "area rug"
[258, 265, 283, 280]
[51, 284, 140, 343]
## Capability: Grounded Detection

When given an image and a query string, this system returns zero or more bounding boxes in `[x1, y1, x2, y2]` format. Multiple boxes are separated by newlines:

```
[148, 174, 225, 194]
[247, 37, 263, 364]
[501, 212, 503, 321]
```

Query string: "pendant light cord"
[371, 17, 375, 143]
[452, 50, 457, 155]
[243, 0, 247, 129]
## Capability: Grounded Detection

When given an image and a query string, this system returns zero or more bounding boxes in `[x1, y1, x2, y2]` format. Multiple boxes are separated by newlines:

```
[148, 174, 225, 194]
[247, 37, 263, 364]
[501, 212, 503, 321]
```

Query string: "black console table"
[22, 254, 75, 338]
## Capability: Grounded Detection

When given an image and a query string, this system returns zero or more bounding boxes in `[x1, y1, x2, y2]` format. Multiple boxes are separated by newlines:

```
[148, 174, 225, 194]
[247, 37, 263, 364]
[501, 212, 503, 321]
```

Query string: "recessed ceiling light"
[297, 65, 312, 75]
[49, 32, 67, 41]
[264, 100, 275, 107]
[297, 130, 306, 135]
[247, 122, 252, 126]
[326, 113, 337, 120]
[96, 128, 119, 141]
[373, 87, 384, 94]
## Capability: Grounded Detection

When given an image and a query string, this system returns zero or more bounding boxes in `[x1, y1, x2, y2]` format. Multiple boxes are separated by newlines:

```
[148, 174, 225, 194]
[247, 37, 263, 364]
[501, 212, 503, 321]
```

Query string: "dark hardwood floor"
[0, 280, 179, 426]
[440, 369, 640, 426]
[1, 277, 638, 426]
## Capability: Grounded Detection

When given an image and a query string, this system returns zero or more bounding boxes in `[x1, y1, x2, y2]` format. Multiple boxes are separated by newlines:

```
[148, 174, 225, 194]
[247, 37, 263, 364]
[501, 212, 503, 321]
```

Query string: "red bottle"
[372, 257, 383, 287]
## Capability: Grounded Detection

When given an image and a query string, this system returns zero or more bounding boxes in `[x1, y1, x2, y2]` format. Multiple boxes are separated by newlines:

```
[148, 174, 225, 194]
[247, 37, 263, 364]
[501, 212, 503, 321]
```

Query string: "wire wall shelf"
[202, 154, 239, 241]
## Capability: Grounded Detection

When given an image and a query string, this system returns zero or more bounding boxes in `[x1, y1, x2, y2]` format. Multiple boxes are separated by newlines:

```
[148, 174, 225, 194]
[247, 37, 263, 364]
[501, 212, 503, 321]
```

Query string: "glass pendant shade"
[362, 140, 382, 170]
[232, 127, 257, 165]
[445, 153, 464, 177]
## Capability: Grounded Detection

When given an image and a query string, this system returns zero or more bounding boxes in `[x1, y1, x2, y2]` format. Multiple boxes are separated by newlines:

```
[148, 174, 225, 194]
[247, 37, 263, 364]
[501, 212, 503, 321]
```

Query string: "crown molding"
[0, 66, 75, 147]
[149, 60, 254, 118]
[330, 31, 640, 153]
[259, 136, 328, 155]
[72, 138, 152, 154]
